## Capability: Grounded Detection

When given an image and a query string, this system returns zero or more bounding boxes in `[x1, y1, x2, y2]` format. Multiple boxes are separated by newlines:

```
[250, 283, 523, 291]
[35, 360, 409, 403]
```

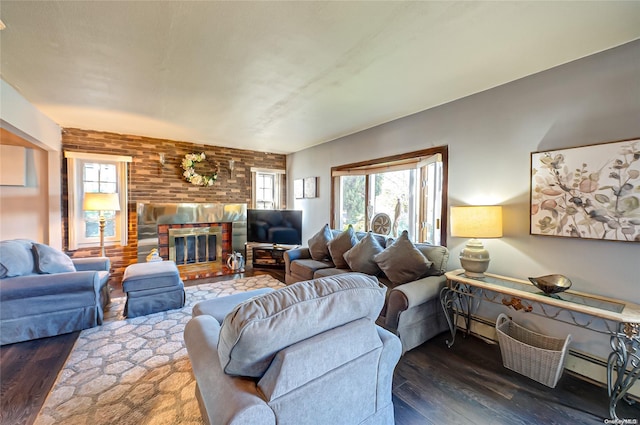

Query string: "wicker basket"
[495, 313, 572, 388]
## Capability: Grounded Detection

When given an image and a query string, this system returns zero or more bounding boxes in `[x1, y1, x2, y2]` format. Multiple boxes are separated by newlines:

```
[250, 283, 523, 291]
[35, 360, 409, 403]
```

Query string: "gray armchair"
[0, 239, 111, 345]
[184, 273, 402, 425]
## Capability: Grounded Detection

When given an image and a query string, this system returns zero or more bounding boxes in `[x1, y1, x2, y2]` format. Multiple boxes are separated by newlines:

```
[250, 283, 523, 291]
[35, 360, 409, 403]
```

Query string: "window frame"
[251, 167, 286, 209]
[65, 151, 132, 251]
[330, 146, 448, 246]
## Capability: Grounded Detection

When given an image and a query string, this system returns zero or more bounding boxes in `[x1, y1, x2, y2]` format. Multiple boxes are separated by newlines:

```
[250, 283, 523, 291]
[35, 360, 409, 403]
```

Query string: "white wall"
[0, 147, 51, 242]
[0, 79, 62, 247]
[0, 80, 61, 151]
[288, 40, 640, 358]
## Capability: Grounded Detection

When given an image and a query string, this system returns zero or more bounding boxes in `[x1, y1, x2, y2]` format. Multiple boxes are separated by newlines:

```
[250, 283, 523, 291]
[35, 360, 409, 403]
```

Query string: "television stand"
[251, 244, 290, 269]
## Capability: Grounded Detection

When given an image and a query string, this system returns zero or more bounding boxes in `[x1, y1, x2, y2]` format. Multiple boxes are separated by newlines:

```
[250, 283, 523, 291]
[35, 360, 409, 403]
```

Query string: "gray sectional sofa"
[0, 239, 111, 345]
[283, 225, 450, 353]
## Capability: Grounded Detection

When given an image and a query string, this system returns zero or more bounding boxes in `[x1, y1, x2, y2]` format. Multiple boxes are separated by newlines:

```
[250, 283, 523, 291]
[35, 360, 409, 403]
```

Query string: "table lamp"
[450, 205, 502, 277]
[83, 192, 121, 257]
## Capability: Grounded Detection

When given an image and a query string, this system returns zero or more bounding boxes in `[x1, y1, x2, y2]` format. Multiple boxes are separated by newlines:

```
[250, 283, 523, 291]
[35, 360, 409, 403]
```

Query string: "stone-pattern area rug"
[35, 275, 285, 425]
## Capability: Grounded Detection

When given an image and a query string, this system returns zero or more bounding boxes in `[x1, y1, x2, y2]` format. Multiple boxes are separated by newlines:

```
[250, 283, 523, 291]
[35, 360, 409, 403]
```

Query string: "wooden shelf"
[252, 245, 288, 269]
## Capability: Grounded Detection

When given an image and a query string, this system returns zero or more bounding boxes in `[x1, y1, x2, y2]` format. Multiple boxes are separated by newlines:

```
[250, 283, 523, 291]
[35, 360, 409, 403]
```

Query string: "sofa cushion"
[308, 224, 333, 261]
[218, 273, 386, 378]
[373, 231, 432, 284]
[122, 261, 182, 292]
[415, 243, 450, 276]
[343, 232, 384, 275]
[290, 258, 334, 281]
[192, 288, 276, 322]
[0, 239, 35, 278]
[327, 225, 357, 269]
[32, 243, 76, 274]
[313, 267, 352, 279]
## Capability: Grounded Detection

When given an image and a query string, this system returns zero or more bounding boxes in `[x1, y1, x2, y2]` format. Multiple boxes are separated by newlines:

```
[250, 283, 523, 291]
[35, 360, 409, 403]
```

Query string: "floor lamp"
[450, 205, 502, 277]
[83, 193, 121, 257]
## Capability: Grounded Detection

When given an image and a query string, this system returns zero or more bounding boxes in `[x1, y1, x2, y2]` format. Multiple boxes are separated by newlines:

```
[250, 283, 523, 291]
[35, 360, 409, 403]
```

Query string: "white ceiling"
[1, 1, 639, 154]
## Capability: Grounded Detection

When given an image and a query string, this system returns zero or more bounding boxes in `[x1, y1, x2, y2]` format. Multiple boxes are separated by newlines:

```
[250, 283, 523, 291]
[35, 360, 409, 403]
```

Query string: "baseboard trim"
[454, 314, 640, 399]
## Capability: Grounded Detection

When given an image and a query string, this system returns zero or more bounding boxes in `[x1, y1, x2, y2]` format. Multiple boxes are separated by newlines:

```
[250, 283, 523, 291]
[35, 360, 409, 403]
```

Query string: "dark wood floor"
[2, 268, 639, 425]
[393, 332, 639, 424]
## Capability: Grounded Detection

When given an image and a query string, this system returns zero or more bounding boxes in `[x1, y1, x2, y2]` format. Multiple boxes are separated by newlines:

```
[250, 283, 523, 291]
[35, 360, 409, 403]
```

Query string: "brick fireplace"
[137, 202, 247, 281]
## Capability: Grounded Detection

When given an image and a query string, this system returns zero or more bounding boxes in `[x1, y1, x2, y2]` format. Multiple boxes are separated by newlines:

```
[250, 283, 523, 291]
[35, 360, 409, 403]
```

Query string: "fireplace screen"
[169, 226, 222, 265]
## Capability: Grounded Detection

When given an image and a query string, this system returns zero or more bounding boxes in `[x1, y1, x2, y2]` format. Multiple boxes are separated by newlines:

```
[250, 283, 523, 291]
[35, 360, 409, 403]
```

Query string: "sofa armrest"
[384, 275, 446, 330]
[185, 316, 274, 425]
[283, 247, 310, 263]
[72, 257, 110, 272]
[283, 248, 311, 276]
[0, 271, 103, 302]
[375, 326, 402, 408]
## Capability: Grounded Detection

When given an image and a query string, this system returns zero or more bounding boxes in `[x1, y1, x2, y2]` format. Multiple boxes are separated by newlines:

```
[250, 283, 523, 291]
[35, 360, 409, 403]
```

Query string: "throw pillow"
[0, 239, 36, 278]
[32, 243, 76, 274]
[374, 230, 433, 284]
[308, 223, 333, 261]
[384, 237, 395, 248]
[327, 225, 357, 269]
[415, 243, 450, 276]
[343, 231, 384, 275]
[218, 273, 386, 377]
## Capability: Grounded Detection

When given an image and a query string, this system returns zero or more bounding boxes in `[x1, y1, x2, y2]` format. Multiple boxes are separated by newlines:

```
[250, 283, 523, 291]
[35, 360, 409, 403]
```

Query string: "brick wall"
[61, 128, 286, 289]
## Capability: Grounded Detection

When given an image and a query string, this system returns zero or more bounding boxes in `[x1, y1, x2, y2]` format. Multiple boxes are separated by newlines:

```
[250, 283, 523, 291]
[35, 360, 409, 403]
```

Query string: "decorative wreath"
[181, 152, 218, 187]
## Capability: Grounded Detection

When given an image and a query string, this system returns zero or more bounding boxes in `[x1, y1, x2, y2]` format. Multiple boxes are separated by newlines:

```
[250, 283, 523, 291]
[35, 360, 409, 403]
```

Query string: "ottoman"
[122, 261, 185, 318]
[192, 287, 275, 322]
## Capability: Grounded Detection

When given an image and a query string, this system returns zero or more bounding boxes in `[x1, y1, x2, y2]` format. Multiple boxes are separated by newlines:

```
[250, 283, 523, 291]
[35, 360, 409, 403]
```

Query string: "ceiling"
[1, 2, 639, 154]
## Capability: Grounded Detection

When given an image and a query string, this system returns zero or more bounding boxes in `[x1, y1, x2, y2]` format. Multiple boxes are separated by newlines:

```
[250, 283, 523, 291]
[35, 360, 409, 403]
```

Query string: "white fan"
[371, 213, 391, 235]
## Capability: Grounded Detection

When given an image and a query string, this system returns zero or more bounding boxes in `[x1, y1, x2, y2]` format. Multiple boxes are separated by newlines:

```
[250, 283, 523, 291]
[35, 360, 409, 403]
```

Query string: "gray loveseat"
[0, 239, 111, 345]
[185, 273, 402, 425]
[284, 226, 450, 353]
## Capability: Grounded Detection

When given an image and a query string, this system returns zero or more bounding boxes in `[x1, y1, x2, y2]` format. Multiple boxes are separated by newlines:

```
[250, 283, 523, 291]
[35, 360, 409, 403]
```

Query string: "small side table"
[441, 269, 640, 420]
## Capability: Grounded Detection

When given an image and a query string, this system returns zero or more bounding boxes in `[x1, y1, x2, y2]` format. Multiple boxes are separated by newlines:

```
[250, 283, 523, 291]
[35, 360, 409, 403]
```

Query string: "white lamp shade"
[450, 206, 502, 238]
[83, 192, 121, 212]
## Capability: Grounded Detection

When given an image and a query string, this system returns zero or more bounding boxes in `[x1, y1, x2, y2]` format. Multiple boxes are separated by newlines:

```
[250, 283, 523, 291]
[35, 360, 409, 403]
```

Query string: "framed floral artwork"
[530, 138, 640, 242]
[304, 177, 317, 198]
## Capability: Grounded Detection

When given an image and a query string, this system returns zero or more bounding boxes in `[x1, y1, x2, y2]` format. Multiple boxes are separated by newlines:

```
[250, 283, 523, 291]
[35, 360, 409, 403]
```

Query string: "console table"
[440, 269, 640, 419]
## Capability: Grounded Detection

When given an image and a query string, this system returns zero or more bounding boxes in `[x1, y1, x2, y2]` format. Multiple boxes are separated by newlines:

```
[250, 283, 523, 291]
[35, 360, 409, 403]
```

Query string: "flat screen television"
[247, 209, 303, 245]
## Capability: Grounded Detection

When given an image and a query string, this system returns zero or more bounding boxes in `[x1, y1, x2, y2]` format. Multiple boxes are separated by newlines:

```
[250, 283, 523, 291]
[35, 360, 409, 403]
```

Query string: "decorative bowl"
[528, 274, 572, 294]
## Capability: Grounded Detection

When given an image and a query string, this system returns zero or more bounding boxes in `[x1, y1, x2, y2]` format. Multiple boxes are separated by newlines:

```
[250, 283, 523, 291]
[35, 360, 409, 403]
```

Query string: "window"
[65, 151, 132, 250]
[418, 155, 444, 245]
[83, 163, 118, 239]
[256, 173, 275, 209]
[251, 168, 285, 209]
[331, 147, 447, 245]
[339, 175, 366, 230]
